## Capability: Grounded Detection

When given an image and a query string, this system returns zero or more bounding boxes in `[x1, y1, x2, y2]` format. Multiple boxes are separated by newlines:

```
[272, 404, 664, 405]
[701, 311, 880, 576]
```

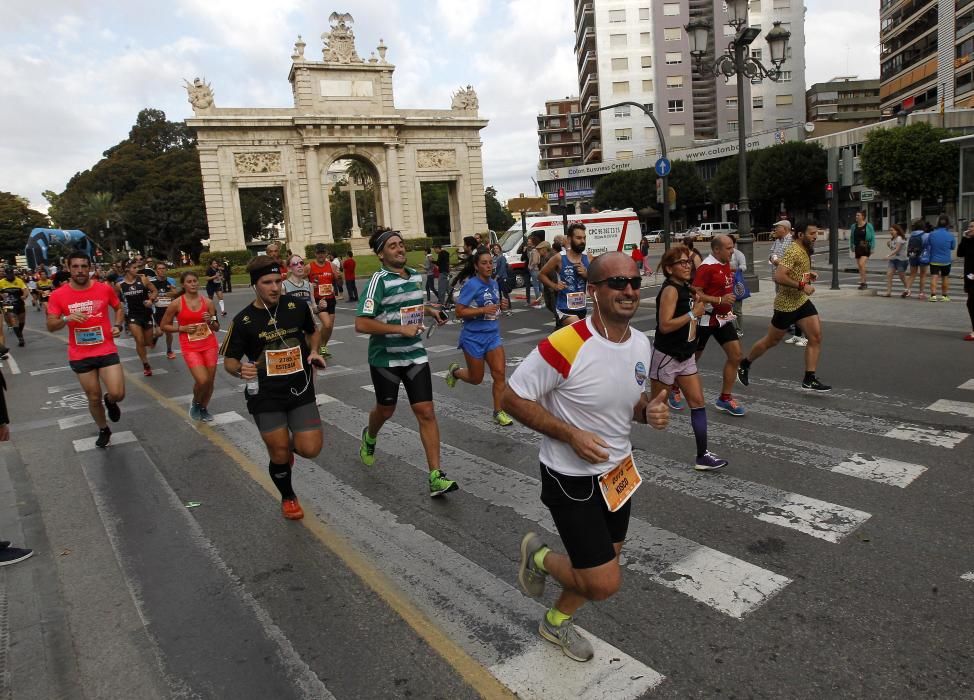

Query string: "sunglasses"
[290, 260, 305, 266]
[672, 259, 692, 267]
[591, 276, 642, 290]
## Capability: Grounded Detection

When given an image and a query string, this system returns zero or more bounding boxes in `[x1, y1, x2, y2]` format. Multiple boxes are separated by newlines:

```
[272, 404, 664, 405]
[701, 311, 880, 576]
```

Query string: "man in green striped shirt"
[355, 229, 459, 497]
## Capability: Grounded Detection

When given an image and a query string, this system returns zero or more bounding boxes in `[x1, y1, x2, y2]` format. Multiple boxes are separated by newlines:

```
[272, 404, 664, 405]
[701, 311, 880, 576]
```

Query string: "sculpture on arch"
[322, 12, 362, 64]
[451, 85, 479, 111]
[184, 77, 215, 111]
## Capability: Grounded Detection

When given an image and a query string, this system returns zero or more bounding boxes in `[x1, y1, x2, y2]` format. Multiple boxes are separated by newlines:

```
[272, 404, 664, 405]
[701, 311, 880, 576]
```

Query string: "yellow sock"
[532, 546, 550, 573]
[546, 607, 571, 627]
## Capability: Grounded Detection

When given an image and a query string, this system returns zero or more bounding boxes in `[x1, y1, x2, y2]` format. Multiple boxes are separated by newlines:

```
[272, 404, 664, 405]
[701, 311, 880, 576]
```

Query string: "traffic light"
[558, 187, 565, 203]
[825, 182, 834, 200]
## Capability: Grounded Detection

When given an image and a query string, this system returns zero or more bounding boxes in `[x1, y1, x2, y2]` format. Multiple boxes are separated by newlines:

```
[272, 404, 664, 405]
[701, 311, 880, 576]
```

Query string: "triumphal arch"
[185, 12, 489, 253]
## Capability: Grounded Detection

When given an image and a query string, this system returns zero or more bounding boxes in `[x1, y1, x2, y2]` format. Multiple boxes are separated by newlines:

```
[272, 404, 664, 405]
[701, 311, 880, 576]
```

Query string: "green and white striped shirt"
[357, 266, 429, 368]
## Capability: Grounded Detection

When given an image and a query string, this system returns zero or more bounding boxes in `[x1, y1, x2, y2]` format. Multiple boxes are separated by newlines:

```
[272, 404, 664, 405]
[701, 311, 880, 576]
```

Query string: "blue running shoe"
[715, 397, 746, 417]
[667, 387, 686, 411]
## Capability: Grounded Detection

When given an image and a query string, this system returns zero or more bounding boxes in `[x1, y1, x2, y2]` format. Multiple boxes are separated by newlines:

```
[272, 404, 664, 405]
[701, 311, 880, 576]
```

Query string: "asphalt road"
[1, 274, 972, 699]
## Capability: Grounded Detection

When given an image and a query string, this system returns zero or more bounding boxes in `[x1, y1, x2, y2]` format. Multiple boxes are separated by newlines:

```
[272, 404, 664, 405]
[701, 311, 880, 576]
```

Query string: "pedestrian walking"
[424, 247, 437, 302]
[959, 221, 974, 340]
[343, 253, 358, 302]
[435, 243, 451, 307]
[331, 254, 345, 300]
[527, 234, 544, 306]
[729, 234, 746, 336]
[903, 219, 930, 299]
[491, 243, 512, 314]
[850, 210, 876, 290]
[639, 235, 651, 275]
[503, 251, 669, 663]
[927, 215, 957, 302]
[880, 224, 909, 297]
[221, 258, 233, 293]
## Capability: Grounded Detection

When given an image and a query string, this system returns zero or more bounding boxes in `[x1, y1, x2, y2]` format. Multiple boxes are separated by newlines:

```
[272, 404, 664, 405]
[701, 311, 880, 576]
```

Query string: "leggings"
[967, 291, 974, 330]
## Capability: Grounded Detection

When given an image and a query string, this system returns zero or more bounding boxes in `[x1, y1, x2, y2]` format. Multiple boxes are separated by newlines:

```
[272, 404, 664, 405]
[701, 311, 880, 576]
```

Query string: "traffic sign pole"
[830, 181, 840, 290]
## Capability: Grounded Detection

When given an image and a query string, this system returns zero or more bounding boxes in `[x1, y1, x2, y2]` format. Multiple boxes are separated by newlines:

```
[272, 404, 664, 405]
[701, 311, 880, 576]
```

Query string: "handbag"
[733, 268, 751, 301]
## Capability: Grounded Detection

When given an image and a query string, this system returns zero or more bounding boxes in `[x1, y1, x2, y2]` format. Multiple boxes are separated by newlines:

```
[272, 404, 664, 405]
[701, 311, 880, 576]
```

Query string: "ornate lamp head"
[726, 0, 750, 29]
[765, 21, 791, 66]
[684, 18, 712, 59]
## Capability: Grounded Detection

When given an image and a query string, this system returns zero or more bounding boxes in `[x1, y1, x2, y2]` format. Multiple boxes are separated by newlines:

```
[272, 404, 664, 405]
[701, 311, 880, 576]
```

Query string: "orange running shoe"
[282, 498, 304, 520]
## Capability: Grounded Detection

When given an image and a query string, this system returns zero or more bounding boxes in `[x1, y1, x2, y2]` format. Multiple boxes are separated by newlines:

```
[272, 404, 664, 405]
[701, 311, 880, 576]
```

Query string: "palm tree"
[80, 192, 122, 252]
[345, 159, 373, 186]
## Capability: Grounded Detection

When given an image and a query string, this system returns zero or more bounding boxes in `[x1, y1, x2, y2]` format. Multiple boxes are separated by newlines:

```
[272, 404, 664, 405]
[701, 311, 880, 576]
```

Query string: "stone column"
[414, 177, 426, 236]
[385, 144, 403, 231]
[304, 146, 328, 243]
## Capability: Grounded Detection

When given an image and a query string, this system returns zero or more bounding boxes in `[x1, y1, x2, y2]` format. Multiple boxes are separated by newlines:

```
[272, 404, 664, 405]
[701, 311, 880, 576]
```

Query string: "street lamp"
[685, 11, 791, 293]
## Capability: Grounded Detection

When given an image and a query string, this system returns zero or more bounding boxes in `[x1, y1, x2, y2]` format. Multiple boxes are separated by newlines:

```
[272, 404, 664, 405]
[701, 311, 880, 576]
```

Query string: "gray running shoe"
[199, 407, 215, 422]
[517, 532, 547, 598]
[189, 402, 202, 421]
[538, 615, 594, 662]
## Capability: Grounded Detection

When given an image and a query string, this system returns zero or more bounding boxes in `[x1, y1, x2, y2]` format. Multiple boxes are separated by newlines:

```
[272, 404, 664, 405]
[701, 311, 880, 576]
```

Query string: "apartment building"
[537, 97, 583, 170]
[806, 77, 882, 136]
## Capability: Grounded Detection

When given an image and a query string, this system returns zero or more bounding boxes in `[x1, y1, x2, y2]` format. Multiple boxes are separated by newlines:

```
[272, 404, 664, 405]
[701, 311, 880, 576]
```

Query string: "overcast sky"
[1, 0, 879, 213]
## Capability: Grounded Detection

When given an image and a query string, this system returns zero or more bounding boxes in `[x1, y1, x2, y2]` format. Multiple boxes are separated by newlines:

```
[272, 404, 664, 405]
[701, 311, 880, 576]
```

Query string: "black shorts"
[771, 300, 818, 330]
[126, 314, 153, 329]
[3, 303, 25, 316]
[539, 462, 631, 569]
[206, 283, 221, 299]
[696, 321, 739, 351]
[556, 308, 587, 323]
[69, 353, 121, 374]
[929, 263, 951, 277]
[315, 298, 337, 315]
[153, 307, 169, 326]
[253, 400, 322, 434]
[369, 363, 433, 406]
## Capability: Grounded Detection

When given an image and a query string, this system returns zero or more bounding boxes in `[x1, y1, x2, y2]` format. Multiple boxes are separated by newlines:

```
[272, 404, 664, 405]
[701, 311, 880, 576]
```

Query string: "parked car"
[644, 230, 663, 243]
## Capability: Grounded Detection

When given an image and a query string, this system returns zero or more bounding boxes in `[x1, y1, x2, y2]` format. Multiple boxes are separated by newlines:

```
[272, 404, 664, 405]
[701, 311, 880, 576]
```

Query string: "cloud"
[436, 0, 487, 40]
[804, 2, 879, 85]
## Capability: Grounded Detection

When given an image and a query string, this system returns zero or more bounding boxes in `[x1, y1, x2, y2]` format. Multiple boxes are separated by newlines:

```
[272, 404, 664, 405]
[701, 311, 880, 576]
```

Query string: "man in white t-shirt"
[502, 252, 669, 663]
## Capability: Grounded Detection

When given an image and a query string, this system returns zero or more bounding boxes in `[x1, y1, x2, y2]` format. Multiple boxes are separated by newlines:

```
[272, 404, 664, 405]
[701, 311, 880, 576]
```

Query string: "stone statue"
[451, 85, 479, 111]
[184, 77, 214, 111]
[322, 12, 362, 64]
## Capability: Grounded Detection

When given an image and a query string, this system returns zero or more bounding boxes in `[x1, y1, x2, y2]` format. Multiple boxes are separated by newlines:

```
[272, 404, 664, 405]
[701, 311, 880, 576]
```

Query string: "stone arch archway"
[320, 151, 386, 244]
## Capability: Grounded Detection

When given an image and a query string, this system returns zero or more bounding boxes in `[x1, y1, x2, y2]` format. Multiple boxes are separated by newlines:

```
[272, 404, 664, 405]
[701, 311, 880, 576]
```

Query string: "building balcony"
[582, 92, 600, 114]
[582, 117, 601, 142]
[575, 26, 595, 56]
[583, 140, 602, 162]
[577, 49, 596, 74]
[580, 72, 599, 104]
[575, 2, 594, 37]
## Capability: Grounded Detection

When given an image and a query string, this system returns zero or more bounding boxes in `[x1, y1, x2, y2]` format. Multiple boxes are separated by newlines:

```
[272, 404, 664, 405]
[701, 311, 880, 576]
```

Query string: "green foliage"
[750, 141, 828, 218]
[710, 155, 745, 208]
[860, 122, 959, 206]
[668, 160, 708, 210]
[303, 242, 351, 258]
[421, 182, 451, 236]
[199, 250, 253, 269]
[329, 177, 377, 239]
[485, 186, 514, 232]
[0, 192, 49, 263]
[592, 168, 654, 211]
[240, 188, 285, 241]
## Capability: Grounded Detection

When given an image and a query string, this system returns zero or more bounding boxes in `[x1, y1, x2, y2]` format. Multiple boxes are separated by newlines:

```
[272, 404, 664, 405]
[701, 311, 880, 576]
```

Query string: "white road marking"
[831, 455, 927, 488]
[958, 379, 974, 391]
[47, 383, 79, 394]
[315, 393, 337, 405]
[962, 572, 974, 583]
[354, 388, 788, 618]
[324, 340, 344, 345]
[59, 414, 94, 430]
[3, 356, 20, 374]
[30, 366, 72, 376]
[213, 418, 664, 698]
[73, 430, 137, 452]
[509, 328, 540, 335]
[432, 370, 449, 378]
[425, 344, 456, 353]
[882, 425, 968, 449]
[114, 338, 135, 348]
[926, 399, 974, 419]
[208, 411, 245, 425]
[333, 323, 356, 330]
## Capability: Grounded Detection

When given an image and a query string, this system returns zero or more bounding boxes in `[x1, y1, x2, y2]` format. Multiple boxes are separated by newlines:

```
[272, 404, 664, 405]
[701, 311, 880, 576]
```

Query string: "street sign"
[656, 178, 664, 204]
[654, 158, 671, 177]
[860, 189, 876, 202]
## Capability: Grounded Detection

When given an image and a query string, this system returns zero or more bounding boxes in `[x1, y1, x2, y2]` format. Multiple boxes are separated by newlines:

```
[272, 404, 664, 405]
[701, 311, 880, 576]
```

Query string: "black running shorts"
[69, 353, 121, 374]
[369, 363, 433, 406]
[126, 314, 153, 329]
[696, 321, 739, 351]
[316, 298, 337, 315]
[771, 300, 818, 331]
[253, 400, 322, 434]
[539, 462, 631, 570]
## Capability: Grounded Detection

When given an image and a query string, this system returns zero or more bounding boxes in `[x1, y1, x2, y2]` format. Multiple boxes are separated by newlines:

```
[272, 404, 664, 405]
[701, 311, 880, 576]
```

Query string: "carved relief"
[322, 12, 362, 64]
[234, 152, 282, 174]
[417, 149, 456, 170]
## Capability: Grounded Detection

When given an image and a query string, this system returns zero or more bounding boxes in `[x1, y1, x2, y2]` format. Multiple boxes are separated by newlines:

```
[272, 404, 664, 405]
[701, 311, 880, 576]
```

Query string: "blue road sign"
[655, 158, 671, 177]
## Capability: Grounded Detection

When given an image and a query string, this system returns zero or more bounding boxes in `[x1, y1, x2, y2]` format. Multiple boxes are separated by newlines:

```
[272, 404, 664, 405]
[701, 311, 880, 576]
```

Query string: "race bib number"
[483, 308, 498, 321]
[155, 296, 172, 307]
[187, 323, 212, 341]
[399, 304, 424, 327]
[317, 283, 334, 298]
[265, 346, 302, 376]
[74, 325, 105, 346]
[598, 454, 641, 513]
[566, 291, 586, 310]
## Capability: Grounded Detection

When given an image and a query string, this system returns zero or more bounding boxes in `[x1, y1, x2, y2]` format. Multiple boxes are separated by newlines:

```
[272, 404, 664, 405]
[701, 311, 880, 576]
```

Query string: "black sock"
[804, 371, 815, 383]
[740, 358, 751, 369]
[268, 461, 295, 500]
[690, 407, 708, 457]
[13, 326, 23, 340]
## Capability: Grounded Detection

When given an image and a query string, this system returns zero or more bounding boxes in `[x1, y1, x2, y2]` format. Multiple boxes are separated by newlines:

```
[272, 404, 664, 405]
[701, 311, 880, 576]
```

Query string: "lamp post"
[685, 1, 791, 292]
[571, 101, 672, 248]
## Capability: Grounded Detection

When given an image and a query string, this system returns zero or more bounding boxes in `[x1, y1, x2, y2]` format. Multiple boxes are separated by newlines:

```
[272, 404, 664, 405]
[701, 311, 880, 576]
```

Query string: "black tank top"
[119, 277, 151, 315]
[654, 279, 696, 361]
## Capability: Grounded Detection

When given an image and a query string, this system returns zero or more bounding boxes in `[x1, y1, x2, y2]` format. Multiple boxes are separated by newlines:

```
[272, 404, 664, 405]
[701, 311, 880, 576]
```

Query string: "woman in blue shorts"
[444, 247, 514, 426]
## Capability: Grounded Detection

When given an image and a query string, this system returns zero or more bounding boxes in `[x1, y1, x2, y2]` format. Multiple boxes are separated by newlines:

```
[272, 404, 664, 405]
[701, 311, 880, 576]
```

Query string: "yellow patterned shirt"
[774, 243, 811, 312]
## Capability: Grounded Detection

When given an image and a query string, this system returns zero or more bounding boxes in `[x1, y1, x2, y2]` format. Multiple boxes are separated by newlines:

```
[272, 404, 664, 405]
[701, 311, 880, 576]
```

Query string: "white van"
[497, 209, 642, 287]
[683, 221, 738, 241]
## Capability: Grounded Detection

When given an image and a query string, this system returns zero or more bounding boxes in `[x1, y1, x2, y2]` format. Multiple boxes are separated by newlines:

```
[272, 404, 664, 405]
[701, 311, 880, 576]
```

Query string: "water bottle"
[244, 362, 258, 396]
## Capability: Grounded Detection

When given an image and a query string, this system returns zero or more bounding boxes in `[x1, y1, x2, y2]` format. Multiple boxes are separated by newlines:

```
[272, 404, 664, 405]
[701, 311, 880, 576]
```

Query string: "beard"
[570, 242, 585, 254]
[801, 238, 815, 254]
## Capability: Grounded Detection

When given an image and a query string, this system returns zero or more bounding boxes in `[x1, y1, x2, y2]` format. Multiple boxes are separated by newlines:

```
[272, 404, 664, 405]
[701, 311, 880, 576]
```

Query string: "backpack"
[907, 231, 924, 258]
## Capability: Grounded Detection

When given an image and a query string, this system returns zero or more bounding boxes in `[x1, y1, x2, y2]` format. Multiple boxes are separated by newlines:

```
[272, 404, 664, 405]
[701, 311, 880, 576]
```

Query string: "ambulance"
[497, 209, 642, 288]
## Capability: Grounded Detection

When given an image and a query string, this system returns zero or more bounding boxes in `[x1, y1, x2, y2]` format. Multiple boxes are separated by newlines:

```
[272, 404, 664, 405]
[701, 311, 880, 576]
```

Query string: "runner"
[35, 268, 54, 315]
[160, 271, 220, 421]
[115, 259, 158, 376]
[149, 262, 178, 359]
[307, 244, 338, 357]
[220, 255, 326, 520]
[539, 223, 589, 329]
[46, 251, 125, 448]
[354, 229, 457, 497]
[444, 246, 514, 426]
[27, 270, 38, 311]
[503, 251, 669, 662]
[0, 267, 28, 350]
[652, 247, 728, 470]
[282, 253, 315, 312]
[738, 222, 832, 392]
[205, 259, 227, 316]
[692, 234, 747, 417]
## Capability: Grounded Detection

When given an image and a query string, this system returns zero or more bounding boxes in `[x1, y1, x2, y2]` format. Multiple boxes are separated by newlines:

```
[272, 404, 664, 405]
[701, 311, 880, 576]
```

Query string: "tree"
[485, 186, 514, 232]
[239, 188, 285, 241]
[592, 169, 655, 212]
[860, 122, 959, 211]
[421, 182, 451, 237]
[79, 192, 122, 251]
[0, 192, 48, 263]
[668, 160, 708, 222]
[749, 141, 828, 223]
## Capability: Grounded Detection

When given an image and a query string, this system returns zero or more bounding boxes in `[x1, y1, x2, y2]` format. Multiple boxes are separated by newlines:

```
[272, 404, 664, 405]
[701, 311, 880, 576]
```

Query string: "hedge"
[199, 250, 254, 268]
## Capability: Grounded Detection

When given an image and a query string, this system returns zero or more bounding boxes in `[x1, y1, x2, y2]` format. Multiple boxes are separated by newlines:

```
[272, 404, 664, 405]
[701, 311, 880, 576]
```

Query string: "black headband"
[372, 230, 403, 253]
[249, 263, 281, 285]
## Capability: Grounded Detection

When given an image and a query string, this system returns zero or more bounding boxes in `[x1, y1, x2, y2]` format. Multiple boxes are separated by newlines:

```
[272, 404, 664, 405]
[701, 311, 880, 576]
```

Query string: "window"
[665, 52, 683, 64]
[610, 33, 627, 49]
[753, 96, 764, 109]
[615, 128, 633, 141]
[776, 118, 792, 127]
[728, 120, 738, 132]
[773, 0, 791, 9]
[775, 94, 794, 106]
[641, 55, 652, 68]
[551, 133, 562, 142]
[779, 71, 792, 82]
[751, 1, 761, 10]
[614, 105, 631, 117]
[613, 81, 630, 95]
[663, 3, 679, 16]
[667, 99, 684, 113]
[642, 79, 654, 92]
[645, 127, 657, 140]
[549, 117, 561, 127]
[666, 75, 683, 88]
[547, 105, 560, 115]
[645, 102, 654, 113]
[753, 119, 764, 130]
[639, 7, 650, 21]
[726, 97, 738, 109]
[608, 9, 626, 22]
[612, 57, 629, 71]
[617, 150, 634, 160]
[664, 27, 681, 41]
[552, 147, 563, 156]
[669, 124, 686, 136]
[640, 32, 651, 46]
[751, 48, 762, 61]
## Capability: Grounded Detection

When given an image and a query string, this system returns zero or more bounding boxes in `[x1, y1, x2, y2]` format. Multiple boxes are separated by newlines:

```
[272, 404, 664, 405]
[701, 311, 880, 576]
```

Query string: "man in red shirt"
[342, 254, 358, 302]
[46, 251, 126, 447]
[691, 234, 746, 417]
[308, 243, 337, 355]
